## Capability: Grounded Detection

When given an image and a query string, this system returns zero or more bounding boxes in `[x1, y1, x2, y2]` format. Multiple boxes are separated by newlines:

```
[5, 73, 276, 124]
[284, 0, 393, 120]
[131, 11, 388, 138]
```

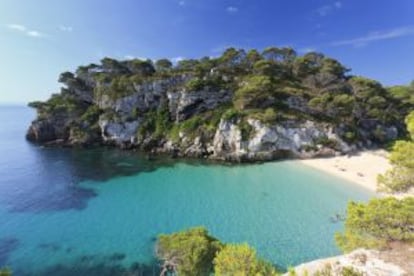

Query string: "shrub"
[222, 108, 241, 121]
[335, 197, 414, 252]
[80, 105, 102, 125]
[213, 243, 278, 276]
[180, 116, 203, 134]
[234, 75, 275, 110]
[0, 268, 11, 276]
[238, 120, 254, 140]
[156, 227, 222, 276]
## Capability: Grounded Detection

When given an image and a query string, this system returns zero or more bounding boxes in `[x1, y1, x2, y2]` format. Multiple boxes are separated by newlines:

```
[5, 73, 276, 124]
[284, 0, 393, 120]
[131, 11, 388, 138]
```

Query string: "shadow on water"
[1, 144, 184, 213]
[15, 253, 160, 276]
[0, 237, 19, 266]
[0, 106, 245, 213]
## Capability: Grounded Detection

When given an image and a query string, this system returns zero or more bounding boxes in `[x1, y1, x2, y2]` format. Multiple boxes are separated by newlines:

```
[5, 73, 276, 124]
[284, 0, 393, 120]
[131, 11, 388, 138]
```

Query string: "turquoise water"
[0, 106, 373, 275]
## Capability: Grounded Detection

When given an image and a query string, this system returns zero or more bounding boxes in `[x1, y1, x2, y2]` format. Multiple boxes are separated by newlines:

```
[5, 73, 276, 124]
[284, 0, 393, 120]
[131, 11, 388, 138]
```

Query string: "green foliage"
[377, 111, 414, 193]
[406, 111, 414, 140]
[58, 71, 75, 83]
[234, 75, 276, 110]
[80, 105, 102, 125]
[156, 227, 222, 276]
[222, 108, 241, 121]
[253, 60, 284, 77]
[29, 92, 86, 119]
[343, 131, 358, 143]
[377, 140, 414, 192]
[167, 106, 230, 142]
[30, 45, 412, 149]
[138, 105, 171, 139]
[184, 76, 225, 91]
[126, 59, 155, 76]
[248, 108, 278, 125]
[388, 84, 414, 106]
[155, 58, 173, 71]
[313, 263, 333, 276]
[213, 243, 278, 276]
[349, 77, 385, 99]
[340, 266, 363, 276]
[321, 58, 349, 77]
[180, 115, 203, 134]
[335, 197, 414, 252]
[238, 119, 254, 140]
[177, 59, 200, 72]
[0, 267, 11, 276]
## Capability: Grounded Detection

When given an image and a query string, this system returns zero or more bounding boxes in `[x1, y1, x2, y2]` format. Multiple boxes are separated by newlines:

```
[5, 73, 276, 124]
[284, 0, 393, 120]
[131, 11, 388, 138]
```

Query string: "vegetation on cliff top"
[335, 197, 414, 252]
[378, 111, 414, 193]
[28, 46, 412, 149]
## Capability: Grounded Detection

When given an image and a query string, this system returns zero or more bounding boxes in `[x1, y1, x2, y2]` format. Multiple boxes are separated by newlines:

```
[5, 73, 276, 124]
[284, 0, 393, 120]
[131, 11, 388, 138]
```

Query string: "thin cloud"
[6, 23, 46, 38]
[334, 1, 342, 9]
[7, 24, 26, 31]
[316, 1, 342, 17]
[332, 26, 414, 47]
[178, 1, 185, 6]
[59, 25, 73, 32]
[226, 6, 238, 13]
[27, 31, 43, 37]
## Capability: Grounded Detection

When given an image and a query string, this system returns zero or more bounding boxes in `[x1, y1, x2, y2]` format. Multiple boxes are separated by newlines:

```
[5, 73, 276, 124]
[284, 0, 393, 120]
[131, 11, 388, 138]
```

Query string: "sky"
[0, 0, 413, 104]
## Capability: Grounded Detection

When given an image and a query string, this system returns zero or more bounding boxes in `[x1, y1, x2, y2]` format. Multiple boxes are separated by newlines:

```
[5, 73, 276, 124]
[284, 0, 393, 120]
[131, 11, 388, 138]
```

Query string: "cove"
[0, 106, 373, 275]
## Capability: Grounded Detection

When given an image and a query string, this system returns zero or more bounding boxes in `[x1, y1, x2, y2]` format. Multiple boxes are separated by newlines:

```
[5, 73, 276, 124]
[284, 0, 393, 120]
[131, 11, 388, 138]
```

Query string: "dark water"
[0, 106, 372, 275]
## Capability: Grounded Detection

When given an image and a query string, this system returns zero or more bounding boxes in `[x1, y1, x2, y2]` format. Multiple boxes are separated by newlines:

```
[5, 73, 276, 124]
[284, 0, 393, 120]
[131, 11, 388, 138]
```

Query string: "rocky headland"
[26, 47, 411, 162]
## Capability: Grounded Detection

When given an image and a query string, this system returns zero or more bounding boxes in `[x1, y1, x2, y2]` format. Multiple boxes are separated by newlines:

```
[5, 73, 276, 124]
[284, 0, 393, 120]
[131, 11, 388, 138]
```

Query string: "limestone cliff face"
[26, 56, 403, 162]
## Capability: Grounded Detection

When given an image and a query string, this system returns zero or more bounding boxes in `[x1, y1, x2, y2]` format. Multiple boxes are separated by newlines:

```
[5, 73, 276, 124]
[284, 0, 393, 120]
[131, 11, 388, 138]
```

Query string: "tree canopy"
[213, 243, 278, 276]
[155, 227, 279, 275]
[28, 46, 412, 151]
[0, 268, 11, 276]
[377, 111, 414, 193]
[156, 227, 222, 276]
[335, 197, 414, 252]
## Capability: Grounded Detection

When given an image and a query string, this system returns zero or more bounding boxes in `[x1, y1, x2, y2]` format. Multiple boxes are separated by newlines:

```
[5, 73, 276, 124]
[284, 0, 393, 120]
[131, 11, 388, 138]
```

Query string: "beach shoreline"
[298, 150, 413, 198]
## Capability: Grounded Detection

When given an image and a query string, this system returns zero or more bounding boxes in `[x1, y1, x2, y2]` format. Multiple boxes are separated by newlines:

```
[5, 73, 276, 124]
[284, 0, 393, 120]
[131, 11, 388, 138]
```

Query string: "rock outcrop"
[26, 51, 408, 162]
[287, 248, 411, 276]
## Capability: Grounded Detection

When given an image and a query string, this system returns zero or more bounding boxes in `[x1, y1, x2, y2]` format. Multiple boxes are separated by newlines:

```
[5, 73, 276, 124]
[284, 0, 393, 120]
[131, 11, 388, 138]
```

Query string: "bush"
[222, 108, 241, 121]
[180, 116, 203, 134]
[0, 268, 11, 276]
[213, 243, 278, 276]
[377, 140, 414, 192]
[234, 75, 275, 110]
[238, 120, 254, 140]
[335, 197, 414, 252]
[249, 108, 278, 125]
[80, 105, 102, 125]
[184, 76, 225, 92]
[377, 112, 414, 192]
[138, 105, 171, 139]
[156, 227, 222, 276]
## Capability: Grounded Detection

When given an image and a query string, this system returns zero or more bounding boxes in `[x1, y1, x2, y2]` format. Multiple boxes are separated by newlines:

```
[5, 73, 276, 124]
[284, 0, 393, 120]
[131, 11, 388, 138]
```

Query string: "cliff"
[27, 47, 411, 161]
[286, 245, 413, 276]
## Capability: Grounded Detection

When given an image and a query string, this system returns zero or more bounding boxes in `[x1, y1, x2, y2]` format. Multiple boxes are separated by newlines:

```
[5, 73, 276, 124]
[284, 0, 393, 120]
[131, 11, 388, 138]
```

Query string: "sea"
[0, 105, 372, 275]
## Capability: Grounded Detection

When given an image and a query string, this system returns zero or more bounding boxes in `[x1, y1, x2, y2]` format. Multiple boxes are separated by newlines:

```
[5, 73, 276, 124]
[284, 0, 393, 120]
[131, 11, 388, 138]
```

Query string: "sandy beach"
[299, 150, 412, 197]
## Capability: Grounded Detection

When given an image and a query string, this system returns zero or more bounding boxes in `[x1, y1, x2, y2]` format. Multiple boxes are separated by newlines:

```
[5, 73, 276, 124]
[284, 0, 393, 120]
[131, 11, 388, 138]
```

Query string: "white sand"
[298, 150, 393, 194]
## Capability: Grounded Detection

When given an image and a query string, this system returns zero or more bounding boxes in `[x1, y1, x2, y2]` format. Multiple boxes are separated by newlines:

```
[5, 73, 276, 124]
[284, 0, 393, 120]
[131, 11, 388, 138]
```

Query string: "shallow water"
[0, 106, 372, 275]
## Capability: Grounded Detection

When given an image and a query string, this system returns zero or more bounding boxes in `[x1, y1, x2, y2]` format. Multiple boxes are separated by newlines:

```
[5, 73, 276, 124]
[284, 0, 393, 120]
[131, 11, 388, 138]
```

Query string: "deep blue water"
[0, 106, 372, 275]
